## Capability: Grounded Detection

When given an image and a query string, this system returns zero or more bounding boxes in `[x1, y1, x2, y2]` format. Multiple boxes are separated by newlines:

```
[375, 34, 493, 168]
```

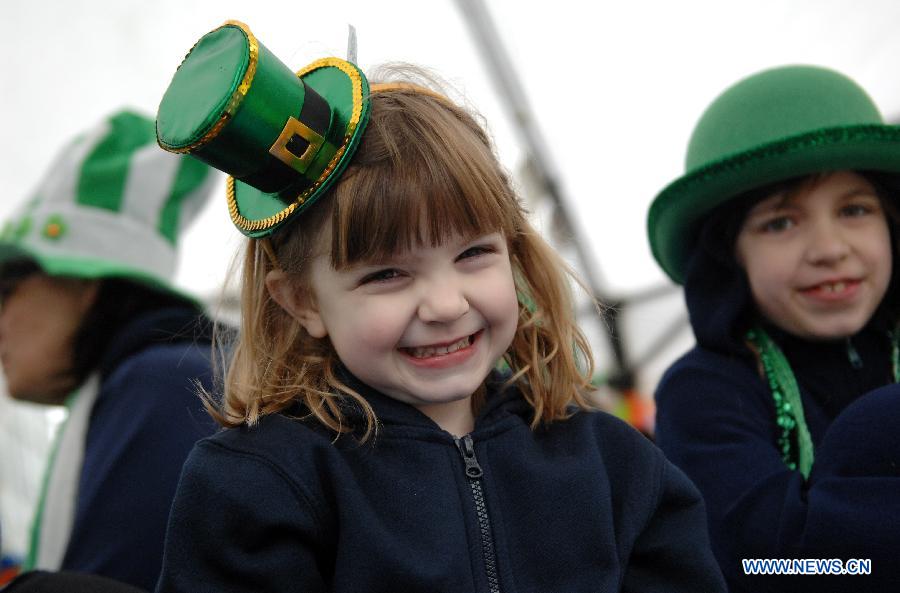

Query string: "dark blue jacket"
[59, 307, 218, 591]
[156, 374, 726, 593]
[655, 221, 900, 592]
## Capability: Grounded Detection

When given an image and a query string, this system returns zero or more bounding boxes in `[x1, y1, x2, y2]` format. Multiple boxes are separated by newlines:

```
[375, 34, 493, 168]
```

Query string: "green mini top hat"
[0, 109, 215, 295]
[156, 20, 370, 238]
[648, 65, 900, 284]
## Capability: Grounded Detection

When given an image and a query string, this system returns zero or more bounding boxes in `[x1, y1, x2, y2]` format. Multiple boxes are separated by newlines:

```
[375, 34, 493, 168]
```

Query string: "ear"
[265, 269, 328, 338]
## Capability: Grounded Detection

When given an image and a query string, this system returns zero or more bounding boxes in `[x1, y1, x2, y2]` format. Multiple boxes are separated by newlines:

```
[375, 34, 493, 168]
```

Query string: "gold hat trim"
[227, 57, 366, 233]
[164, 20, 259, 154]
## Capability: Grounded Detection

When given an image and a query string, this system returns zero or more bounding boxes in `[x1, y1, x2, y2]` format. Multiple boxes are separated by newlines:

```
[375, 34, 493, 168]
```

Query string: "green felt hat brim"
[0, 242, 202, 307]
[648, 123, 900, 284]
[228, 61, 370, 237]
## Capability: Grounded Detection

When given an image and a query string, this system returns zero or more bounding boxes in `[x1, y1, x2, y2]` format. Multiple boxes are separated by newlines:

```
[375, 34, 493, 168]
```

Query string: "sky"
[4, 0, 900, 389]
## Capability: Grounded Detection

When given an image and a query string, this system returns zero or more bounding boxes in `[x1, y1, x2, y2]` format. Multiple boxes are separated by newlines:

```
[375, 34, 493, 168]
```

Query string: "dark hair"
[862, 171, 900, 326]
[0, 259, 41, 303]
[69, 278, 202, 385]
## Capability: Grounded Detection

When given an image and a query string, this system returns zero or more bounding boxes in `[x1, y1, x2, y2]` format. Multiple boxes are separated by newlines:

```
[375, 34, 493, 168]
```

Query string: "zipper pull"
[456, 434, 483, 479]
[846, 338, 863, 370]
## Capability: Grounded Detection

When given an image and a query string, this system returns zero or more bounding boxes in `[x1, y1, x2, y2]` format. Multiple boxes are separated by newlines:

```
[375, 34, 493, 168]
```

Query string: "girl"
[153, 21, 726, 593]
[648, 64, 900, 592]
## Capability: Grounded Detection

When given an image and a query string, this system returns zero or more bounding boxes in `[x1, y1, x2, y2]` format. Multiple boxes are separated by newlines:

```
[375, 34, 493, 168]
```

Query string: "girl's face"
[0, 272, 98, 403]
[735, 170, 893, 340]
[272, 231, 519, 436]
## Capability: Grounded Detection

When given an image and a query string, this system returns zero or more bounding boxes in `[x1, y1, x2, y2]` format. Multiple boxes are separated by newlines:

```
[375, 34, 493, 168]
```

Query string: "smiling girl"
[151, 21, 725, 593]
[648, 65, 900, 592]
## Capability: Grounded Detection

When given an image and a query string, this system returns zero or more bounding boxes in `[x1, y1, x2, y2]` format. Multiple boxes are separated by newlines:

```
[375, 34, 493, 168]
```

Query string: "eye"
[359, 268, 403, 285]
[840, 203, 875, 217]
[457, 244, 497, 261]
[759, 216, 795, 233]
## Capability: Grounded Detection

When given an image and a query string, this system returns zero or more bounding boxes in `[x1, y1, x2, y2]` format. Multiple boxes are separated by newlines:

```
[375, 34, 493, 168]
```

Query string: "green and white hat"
[0, 109, 216, 295]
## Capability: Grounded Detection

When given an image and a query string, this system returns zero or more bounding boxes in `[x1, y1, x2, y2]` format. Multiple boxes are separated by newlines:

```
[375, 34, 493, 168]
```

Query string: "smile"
[800, 279, 861, 300]
[401, 332, 479, 359]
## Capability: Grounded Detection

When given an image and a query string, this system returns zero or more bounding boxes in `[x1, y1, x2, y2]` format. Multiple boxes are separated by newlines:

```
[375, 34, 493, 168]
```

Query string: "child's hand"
[811, 383, 900, 478]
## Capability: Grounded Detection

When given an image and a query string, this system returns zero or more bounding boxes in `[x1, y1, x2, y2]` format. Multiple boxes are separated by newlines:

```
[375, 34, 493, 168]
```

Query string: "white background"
[5, 0, 900, 299]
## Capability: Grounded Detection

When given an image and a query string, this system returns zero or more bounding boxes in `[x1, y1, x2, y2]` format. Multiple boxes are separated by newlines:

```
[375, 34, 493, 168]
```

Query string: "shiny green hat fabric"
[0, 109, 215, 295]
[156, 20, 370, 237]
[648, 65, 900, 284]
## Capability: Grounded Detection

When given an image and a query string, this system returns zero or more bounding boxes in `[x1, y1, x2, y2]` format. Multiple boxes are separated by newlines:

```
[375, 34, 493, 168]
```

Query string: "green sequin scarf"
[746, 326, 900, 479]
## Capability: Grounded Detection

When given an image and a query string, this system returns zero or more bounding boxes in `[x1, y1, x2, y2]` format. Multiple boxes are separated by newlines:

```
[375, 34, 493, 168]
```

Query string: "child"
[0, 109, 218, 591]
[648, 64, 900, 592]
[152, 21, 726, 593]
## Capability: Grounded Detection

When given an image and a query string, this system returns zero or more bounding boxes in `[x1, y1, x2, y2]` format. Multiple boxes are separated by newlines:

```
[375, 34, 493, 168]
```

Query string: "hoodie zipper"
[845, 337, 863, 369]
[456, 434, 502, 593]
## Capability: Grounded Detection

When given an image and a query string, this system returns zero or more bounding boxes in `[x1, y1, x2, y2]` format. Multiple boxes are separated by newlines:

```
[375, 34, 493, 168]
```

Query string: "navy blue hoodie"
[57, 307, 218, 590]
[655, 212, 900, 592]
[155, 373, 726, 593]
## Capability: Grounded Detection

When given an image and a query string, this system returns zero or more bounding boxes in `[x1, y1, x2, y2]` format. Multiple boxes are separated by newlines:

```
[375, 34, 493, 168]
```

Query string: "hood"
[682, 201, 757, 356]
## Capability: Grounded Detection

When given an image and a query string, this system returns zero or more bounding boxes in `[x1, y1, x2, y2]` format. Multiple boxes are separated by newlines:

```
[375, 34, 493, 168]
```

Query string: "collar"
[329, 367, 530, 439]
[762, 320, 894, 418]
[98, 307, 215, 377]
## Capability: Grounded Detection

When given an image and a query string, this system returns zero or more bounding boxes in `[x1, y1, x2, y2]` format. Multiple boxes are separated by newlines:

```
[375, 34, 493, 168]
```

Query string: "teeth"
[407, 335, 471, 359]
[818, 281, 847, 293]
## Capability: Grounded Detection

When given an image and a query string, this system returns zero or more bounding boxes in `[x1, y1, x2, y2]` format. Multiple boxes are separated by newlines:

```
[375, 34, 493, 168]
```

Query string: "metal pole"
[453, 0, 632, 386]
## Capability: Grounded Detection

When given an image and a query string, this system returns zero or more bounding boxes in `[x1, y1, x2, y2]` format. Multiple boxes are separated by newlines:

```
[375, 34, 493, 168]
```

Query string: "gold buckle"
[269, 116, 325, 174]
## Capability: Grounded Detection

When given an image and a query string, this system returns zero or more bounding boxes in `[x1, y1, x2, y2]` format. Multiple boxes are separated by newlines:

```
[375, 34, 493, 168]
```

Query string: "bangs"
[327, 90, 522, 268]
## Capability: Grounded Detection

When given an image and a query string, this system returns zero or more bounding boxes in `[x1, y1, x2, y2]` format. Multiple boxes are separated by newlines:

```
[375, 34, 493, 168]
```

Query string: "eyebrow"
[355, 233, 503, 267]
[840, 187, 880, 200]
[749, 185, 879, 215]
[745, 195, 795, 217]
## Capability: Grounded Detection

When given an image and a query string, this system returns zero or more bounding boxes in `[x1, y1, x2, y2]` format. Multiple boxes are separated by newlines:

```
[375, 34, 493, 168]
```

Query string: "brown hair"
[209, 76, 596, 438]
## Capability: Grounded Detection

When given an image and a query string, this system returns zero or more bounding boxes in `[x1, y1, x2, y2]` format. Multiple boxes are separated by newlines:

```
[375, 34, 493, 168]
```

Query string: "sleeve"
[801, 383, 900, 583]
[620, 440, 728, 593]
[60, 345, 218, 591]
[154, 440, 328, 593]
[655, 356, 900, 591]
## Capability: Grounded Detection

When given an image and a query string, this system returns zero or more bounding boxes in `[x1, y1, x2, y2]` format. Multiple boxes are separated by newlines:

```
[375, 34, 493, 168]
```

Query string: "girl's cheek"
[361, 310, 405, 338]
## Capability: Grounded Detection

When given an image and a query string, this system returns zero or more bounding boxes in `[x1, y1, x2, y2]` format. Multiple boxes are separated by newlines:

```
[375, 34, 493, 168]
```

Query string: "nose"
[804, 219, 850, 266]
[417, 276, 469, 323]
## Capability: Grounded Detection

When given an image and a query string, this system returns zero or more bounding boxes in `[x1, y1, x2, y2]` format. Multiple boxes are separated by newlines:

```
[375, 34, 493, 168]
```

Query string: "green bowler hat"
[648, 65, 900, 284]
[157, 20, 370, 237]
